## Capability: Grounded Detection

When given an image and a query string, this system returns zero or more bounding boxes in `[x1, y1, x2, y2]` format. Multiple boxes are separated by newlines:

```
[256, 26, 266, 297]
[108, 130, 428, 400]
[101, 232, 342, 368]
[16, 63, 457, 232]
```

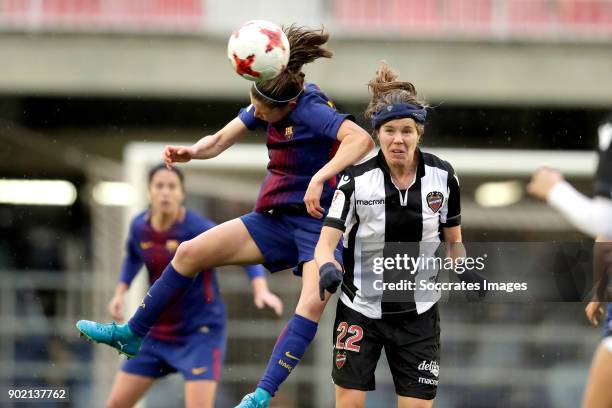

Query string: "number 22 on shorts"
[335, 322, 363, 352]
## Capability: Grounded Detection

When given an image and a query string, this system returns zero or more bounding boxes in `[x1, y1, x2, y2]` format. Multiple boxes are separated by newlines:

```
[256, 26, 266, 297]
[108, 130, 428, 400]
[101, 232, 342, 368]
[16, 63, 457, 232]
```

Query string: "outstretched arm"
[164, 117, 250, 167]
[528, 168, 612, 238]
[548, 183, 612, 238]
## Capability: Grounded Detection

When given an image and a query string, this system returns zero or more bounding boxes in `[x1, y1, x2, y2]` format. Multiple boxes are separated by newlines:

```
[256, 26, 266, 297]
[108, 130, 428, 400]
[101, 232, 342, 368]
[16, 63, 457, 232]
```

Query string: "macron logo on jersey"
[356, 198, 385, 206]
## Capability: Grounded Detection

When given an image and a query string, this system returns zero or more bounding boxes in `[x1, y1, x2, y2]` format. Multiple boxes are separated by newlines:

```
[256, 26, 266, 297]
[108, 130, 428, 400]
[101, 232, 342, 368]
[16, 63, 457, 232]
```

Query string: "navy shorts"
[240, 210, 343, 275]
[122, 324, 226, 381]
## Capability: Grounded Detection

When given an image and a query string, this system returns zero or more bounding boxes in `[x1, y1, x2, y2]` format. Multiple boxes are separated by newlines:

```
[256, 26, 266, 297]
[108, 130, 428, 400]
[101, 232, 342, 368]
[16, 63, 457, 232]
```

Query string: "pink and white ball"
[227, 20, 290, 82]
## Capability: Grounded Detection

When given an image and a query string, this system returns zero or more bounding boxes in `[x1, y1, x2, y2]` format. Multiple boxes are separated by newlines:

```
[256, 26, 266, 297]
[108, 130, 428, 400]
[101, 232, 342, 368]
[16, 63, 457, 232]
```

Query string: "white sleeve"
[547, 181, 612, 239]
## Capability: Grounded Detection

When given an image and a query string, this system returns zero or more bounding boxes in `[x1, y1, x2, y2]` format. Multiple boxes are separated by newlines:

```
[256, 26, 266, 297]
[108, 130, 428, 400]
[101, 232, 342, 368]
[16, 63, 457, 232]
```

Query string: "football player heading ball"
[77, 23, 374, 408]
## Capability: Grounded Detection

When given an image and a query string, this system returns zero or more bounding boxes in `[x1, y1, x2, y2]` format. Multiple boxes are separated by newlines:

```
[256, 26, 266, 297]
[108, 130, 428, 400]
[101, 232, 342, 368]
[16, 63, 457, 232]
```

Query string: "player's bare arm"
[314, 226, 344, 270]
[192, 117, 250, 159]
[305, 121, 373, 218]
[163, 117, 249, 167]
[528, 168, 612, 238]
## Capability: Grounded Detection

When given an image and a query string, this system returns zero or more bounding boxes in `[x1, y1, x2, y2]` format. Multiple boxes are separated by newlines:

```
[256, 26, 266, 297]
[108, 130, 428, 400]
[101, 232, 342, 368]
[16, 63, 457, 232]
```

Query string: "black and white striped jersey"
[324, 148, 461, 318]
[595, 117, 612, 200]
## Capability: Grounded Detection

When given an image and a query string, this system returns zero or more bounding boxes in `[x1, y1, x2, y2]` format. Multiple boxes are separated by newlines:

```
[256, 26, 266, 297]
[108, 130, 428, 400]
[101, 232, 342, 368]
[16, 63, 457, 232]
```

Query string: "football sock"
[258, 314, 318, 396]
[128, 264, 194, 337]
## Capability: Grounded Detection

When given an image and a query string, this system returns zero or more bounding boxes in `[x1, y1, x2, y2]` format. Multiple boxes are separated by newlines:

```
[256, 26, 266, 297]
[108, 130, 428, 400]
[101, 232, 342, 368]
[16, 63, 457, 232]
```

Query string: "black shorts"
[331, 299, 440, 400]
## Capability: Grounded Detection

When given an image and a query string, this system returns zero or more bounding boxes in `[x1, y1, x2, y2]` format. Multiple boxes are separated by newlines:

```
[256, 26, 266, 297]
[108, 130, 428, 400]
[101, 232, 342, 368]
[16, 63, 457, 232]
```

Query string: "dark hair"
[251, 25, 333, 108]
[365, 63, 427, 139]
[148, 163, 185, 187]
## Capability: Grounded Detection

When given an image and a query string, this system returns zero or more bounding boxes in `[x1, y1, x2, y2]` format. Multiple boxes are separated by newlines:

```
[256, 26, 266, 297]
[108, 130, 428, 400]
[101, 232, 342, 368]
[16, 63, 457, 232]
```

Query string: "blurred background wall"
[0, 1, 611, 407]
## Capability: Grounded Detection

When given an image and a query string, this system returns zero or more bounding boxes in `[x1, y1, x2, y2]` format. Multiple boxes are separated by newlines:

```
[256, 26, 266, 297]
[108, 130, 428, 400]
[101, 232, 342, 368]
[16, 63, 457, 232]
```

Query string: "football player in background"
[98, 164, 281, 408]
[528, 116, 612, 408]
[78, 26, 374, 408]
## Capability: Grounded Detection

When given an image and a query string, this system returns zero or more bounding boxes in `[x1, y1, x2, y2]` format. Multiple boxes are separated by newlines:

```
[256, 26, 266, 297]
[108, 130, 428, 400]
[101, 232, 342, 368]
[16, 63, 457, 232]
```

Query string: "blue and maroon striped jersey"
[238, 83, 354, 213]
[119, 208, 264, 340]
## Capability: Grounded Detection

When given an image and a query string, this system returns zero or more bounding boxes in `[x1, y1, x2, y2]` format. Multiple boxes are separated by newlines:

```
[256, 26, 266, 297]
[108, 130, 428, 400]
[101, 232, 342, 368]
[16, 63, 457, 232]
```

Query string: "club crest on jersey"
[426, 191, 444, 213]
[166, 240, 179, 252]
[284, 126, 294, 140]
[335, 350, 347, 369]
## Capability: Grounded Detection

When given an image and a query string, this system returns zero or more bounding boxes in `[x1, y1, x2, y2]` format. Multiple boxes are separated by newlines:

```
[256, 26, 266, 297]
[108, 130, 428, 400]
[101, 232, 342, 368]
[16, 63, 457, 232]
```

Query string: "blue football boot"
[235, 388, 271, 408]
[76, 320, 143, 358]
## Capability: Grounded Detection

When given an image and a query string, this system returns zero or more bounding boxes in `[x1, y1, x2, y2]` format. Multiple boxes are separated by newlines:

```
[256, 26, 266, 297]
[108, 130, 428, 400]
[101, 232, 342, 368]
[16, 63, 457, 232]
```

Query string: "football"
[227, 20, 290, 82]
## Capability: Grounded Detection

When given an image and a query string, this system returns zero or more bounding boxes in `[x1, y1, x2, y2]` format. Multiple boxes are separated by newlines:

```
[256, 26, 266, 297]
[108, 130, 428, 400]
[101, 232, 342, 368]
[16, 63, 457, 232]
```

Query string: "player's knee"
[336, 394, 364, 408]
[296, 298, 326, 321]
[175, 240, 195, 262]
[174, 240, 203, 275]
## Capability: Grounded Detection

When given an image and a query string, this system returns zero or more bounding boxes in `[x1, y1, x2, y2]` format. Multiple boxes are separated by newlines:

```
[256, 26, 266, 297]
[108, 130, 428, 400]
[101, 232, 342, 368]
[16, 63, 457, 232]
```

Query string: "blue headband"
[372, 103, 427, 129]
